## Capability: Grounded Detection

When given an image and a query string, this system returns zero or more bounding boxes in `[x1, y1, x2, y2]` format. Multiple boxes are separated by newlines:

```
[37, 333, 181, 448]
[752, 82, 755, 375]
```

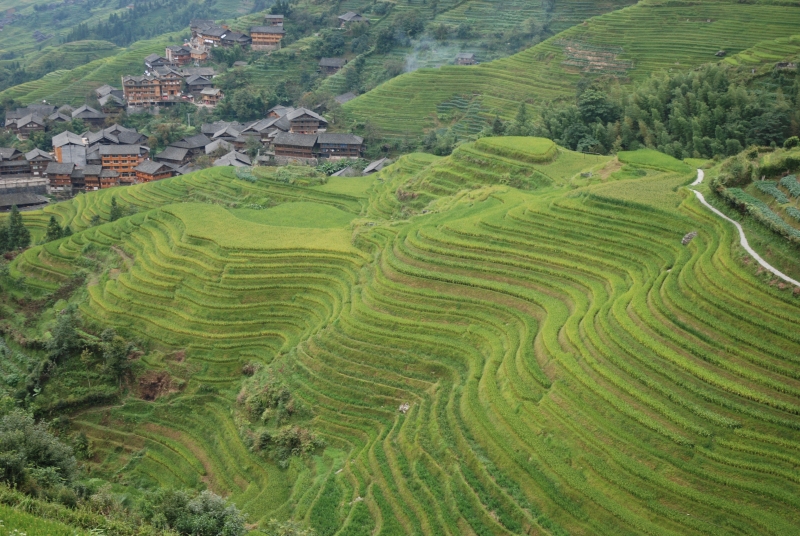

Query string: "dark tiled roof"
[318, 133, 363, 145]
[45, 162, 76, 175]
[171, 133, 211, 149]
[0, 148, 22, 160]
[135, 160, 171, 174]
[72, 105, 105, 120]
[154, 146, 189, 162]
[100, 169, 119, 178]
[251, 26, 286, 34]
[99, 144, 142, 156]
[83, 164, 103, 175]
[286, 107, 327, 122]
[319, 57, 347, 68]
[0, 193, 48, 209]
[25, 148, 53, 161]
[52, 131, 84, 147]
[273, 132, 317, 147]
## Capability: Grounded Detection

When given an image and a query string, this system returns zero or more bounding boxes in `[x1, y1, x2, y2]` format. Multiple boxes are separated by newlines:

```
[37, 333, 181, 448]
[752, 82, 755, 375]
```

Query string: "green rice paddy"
[344, 0, 800, 137]
[8, 139, 800, 533]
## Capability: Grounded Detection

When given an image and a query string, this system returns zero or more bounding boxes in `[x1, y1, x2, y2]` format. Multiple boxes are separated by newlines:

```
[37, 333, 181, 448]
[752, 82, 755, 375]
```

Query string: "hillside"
[343, 0, 800, 137]
[4, 138, 800, 533]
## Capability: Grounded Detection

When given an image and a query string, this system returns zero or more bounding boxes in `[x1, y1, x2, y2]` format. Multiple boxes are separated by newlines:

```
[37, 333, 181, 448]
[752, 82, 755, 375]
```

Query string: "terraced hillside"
[8, 139, 800, 534]
[344, 0, 800, 137]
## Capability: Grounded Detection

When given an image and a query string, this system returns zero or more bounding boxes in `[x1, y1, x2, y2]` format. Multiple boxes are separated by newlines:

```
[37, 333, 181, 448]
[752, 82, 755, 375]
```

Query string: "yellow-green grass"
[344, 0, 800, 137]
[0, 505, 88, 536]
[618, 149, 694, 174]
[231, 202, 358, 229]
[10, 138, 800, 534]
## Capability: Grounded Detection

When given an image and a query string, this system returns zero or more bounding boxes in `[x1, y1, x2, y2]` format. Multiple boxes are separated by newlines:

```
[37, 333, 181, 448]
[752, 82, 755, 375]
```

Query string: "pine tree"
[45, 216, 63, 242]
[109, 197, 122, 222]
[6, 206, 30, 251]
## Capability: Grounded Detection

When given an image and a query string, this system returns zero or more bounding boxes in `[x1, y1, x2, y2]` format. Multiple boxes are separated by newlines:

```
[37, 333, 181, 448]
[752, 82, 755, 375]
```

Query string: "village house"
[268, 105, 295, 119]
[154, 146, 191, 166]
[287, 108, 328, 134]
[221, 32, 251, 48]
[99, 169, 120, 189]
[363, 157, 389, 174]
[213, 150, 251, 167]
[0, 148, 30, 176]
[204, 139, 233, 155]
[250, 26, 285, 51]
[45, 162, 75, 191]
[170, 133, 212, 158]
[83, 165, 102, 190]
[191, 46, 209, 62]
[145, 53, 174, 70]
[95, 84, 117, 98]
[52, 131, 87, 166]
[99, 93, 126, 117]
[70, 167, 85, 192]
[264, 14, 284, 26]
[135, 160, 175, 183]
[72, 105, 107, 128]
[198, 25, 227, 46]
[122, 67, 183, 106]
[200, 88, 223, 106]
[5, 104, 57, 126]
[6, 114, 46, 138]
[48, 111, 71, 124]
[84, 125, 146, 149]
[25, 148, 54, 177]
[273, 132, 318, 159]
[185, 75, 213, 96]
[99, 145, 148, 182]
[165, 45, 193, 66]
[455, 53, 477, 65]
[338, 12, 368, 26]
[317, 133, 364, 159]
[319, 57, 347, 75]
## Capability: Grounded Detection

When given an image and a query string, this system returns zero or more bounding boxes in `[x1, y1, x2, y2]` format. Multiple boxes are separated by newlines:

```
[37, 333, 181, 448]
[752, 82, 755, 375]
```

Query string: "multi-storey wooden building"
[25, 148, 54, 177]
[135, 160, 175, 183]
[165, 45, 192, 66]
[250, 26, 285, 50]
[122, 68, 183, 106]
[286, 108, 328, 134]
[99, 145, 148, 182]
[45, 162, 76, 191]
[317, 133, 364, 159]
[273, 132, 318, 159]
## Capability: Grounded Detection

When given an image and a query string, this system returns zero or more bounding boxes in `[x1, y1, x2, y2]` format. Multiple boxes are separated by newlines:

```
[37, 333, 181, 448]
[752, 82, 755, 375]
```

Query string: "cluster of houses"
[4, 102, 109, 139]
[0, 103, 366, 198]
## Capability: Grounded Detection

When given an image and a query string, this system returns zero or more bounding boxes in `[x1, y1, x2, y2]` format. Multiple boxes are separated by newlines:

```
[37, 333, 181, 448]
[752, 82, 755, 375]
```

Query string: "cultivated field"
[344, 0, 800, 137]
[9, 139, 800, 534]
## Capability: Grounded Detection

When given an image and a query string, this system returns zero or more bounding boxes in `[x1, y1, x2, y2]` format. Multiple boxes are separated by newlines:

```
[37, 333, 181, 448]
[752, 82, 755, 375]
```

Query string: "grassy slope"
[7, 138, 800, 533]
[344, 0, 800, 137]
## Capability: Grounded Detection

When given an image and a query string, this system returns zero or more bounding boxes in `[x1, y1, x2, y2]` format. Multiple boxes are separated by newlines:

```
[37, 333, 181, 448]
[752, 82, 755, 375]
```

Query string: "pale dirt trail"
[690, 169, 800, 287]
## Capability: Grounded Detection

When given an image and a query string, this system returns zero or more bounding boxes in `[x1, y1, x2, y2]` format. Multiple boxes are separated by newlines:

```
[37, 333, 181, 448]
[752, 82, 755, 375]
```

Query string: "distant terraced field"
[9, 139, 800, 534]
[344, 0, 800, 137]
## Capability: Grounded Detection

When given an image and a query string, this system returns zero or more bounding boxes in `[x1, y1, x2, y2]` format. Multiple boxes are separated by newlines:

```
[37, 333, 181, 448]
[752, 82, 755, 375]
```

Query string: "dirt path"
[690, 169, 800, 287]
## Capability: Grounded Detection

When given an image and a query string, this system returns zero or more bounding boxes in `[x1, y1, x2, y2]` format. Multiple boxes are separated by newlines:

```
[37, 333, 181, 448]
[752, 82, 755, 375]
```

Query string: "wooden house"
[287, 108, 328, 134]
[201, 88, 223, 106]
[185, 75, 213, 95]
[191, 47, 209, 62]
[213, 150, 251, 167]
[165, 45, 192, 66]
[122, 67, 182, 106]
[264, 14, 284, 26]
[45, 162, 75, 191]
[8, 114, 46, 138]
[0, 148, 30, 176]
[135, 160, 175, 183]
[99, 93, 126, 117]
[220, 32, 251, 48]
[319, 57, 347, 75]
[154, 146, 190, 166]
[71, 105, 107, 128]
[52, 131, 86, 166]
[273, 132, 317, 159]
[317, 133, 364, 159]
[99, 145, 147, 182]
[170, 133, 212, 158]
[83, 165, 102, 190]
[338, 12, 368, 26]
[99, 169, 120, 189]
[455, 53, 477, 65]
[251, 26, 285, 50]
[70, 166, 85, 192]
[25, 148, 54, 177]
[268, 105, 294, 119]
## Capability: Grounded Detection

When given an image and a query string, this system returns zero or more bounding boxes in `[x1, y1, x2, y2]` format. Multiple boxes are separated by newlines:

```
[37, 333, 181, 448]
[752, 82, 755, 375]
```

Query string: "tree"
[3, 205, 30, 252]
[101, 328, 135, 385]
[46, 306, 81, 363]
[0, 410, 77, 489]
[144, 489, 247, 536]
[45, 216, 63, 242]
[492, 115, 505, 135]
[265, 519, 317, 536]
[109, 197, 123, 222]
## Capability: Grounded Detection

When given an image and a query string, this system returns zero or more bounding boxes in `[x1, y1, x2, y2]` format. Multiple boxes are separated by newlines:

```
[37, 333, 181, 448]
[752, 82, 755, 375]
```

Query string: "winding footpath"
[690, 169, 800, 287]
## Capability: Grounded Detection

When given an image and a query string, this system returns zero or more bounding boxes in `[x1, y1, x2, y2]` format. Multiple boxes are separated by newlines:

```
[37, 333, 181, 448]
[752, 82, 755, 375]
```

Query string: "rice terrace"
[2, 0, 800, 535]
